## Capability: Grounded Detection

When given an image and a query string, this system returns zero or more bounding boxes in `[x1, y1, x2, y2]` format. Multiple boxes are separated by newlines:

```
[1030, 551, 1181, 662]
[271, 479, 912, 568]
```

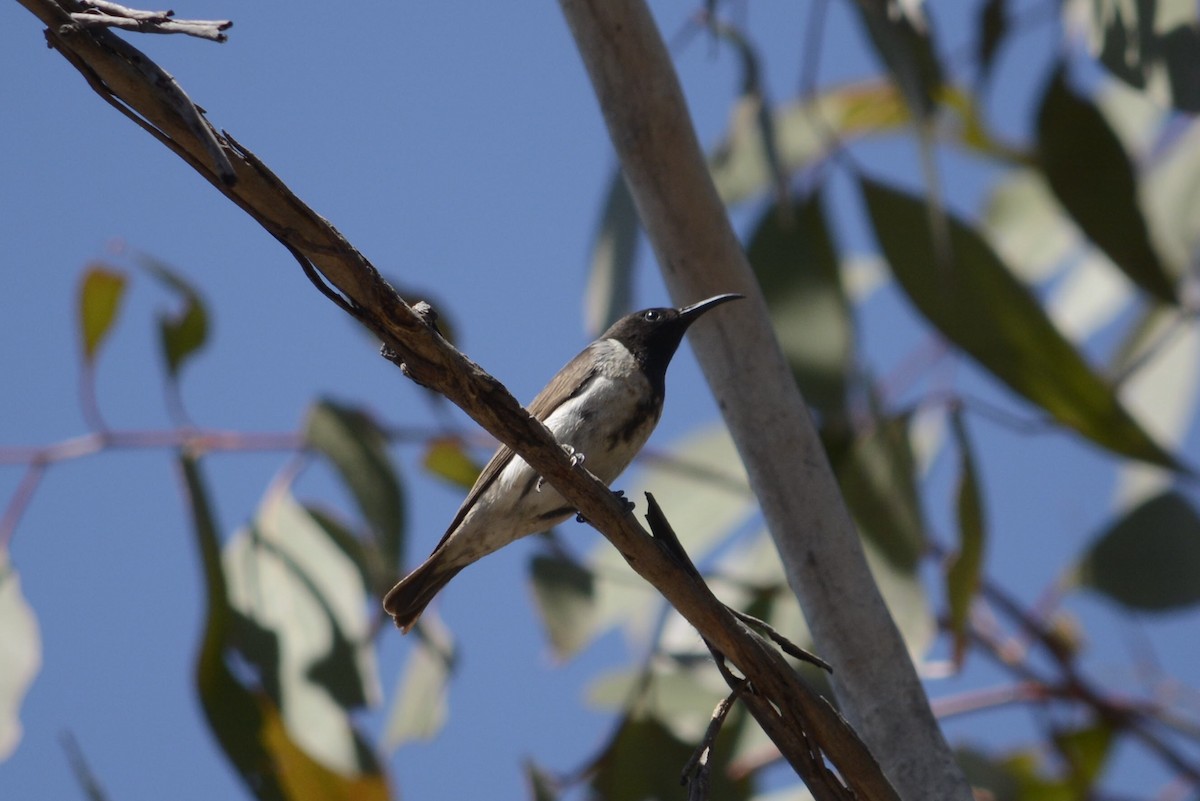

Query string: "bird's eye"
[643, 310, 661, 322]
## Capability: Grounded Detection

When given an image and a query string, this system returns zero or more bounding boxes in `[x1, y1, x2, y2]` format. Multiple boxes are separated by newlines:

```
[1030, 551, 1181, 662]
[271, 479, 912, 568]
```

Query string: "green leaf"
[529, 553, 596, 660]
[589, 664, 729, 744]
[1036, 67, 1177, 304]
[304, 399, 405, 566]
[584, 169, 641, 334]
[588, 426, 756, 643]
[422, 437, 481, 490]
[184, 453, 386, 796]
[861, 176, 1181, 469]
[852, 0, 943, 119]
[1084, 0, 1200, 112]
[1079, 490, 1200, 611]
[589, 715, 752, 801]
[945, 411, 986, 665]
[385, 615, 455, 748]
[223, 491, 382, 773]
[746, 193, 853, 416]
[140, 255, 209, 377]
[956, 747, 1022, 801]
[976, 0, 1009, 86]
[183, 453, 283, 800]
[77, 265, 127, 364]
[0, 548, 41, 761]
[1052, 722, 1115, 791]
[523, 759, 561, 801]
[828, 415, 927, 572]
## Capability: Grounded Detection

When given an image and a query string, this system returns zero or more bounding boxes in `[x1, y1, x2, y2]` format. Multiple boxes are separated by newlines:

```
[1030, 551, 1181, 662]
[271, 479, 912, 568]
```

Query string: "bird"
[383, 293, 743, 632]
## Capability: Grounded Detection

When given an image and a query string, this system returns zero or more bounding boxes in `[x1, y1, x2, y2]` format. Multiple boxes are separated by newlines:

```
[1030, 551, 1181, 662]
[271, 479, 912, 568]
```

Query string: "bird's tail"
[382, 556, 463, 634]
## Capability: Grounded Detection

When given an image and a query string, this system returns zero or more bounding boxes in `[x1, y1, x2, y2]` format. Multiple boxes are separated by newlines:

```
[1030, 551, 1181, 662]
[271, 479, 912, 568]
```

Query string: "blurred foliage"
[5, 2, 1200, 801]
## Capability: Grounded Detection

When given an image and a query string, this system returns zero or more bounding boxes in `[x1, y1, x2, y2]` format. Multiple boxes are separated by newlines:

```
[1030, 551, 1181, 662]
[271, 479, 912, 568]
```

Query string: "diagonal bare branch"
[16, 2, 902, 798]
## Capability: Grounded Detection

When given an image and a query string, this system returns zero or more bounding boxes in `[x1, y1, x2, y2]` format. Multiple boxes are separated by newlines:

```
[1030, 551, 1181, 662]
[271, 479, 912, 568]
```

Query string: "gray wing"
[427, 343, 602, 550]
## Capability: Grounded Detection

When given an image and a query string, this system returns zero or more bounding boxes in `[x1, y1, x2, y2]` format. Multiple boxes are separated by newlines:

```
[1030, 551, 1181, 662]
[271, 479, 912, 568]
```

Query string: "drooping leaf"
[223, 491, 382, 772]
[861, 177, 1180, 469]
[827, 415, 927, 572]
[982, 169, 1076, 285]
[1111, 312, 1200, 505]
[711, 22, 787, 202]
[851, 0, 943, 119]
[523, 759, 561, 801]
[712, 82, 1022, 209]
[1139, 117, 1200, 281]
[184, 454, 391, 801]
[186, 453, 386, 798]
[861, 530, 937, 661]
[588, 663, 729, 744]
[746, 193, 853, 416]
[422, 437, 481, 490]
[1052, 722, 1115, 792]
[304, 399, 405, 566]
[1083, 0, 1200, 112]
[1036, 66, 1177, 304]
[0, 549, 41, 761]
[589, 715, 752, 801]
[1079, 490, 1200, 611]
[529, 553, 595, 660]
[588, 427, 755, 644]
[976, 0, 1009, 87]
[306, 506, 383, 598]
[140, 255, 210, 377]
[259, 699, 390, 801]
[385, 615, 455, 748]
[584, 169, 640, 335]
[182, 456, 278, 799]
[77, 266, 127, 364]
[945, 411, 986, 666]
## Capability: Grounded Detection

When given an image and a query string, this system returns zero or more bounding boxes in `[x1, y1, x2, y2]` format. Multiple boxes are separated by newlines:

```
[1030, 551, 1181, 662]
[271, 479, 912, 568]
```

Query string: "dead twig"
[69, 0, 232, 43]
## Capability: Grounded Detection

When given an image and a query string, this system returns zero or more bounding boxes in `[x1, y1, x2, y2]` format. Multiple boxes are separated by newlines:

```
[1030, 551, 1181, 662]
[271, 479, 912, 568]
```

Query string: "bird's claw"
[576, 489, 635, 524]
[537, 445, 586, 493]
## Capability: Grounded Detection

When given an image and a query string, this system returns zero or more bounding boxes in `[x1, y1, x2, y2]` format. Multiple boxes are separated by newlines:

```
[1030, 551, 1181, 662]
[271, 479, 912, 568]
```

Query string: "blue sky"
[3, 2, 1198, 800]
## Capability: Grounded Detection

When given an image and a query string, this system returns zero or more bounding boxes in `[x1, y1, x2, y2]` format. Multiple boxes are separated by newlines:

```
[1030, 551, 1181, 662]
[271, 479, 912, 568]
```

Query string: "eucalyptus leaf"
[529, 553, 596, 660]
[976, 0, 1009, 87]
[588, 426, 755, 643]
[1080, 490, 1200, 611]
[590, 715, 752, 801]
[852, 0, 943, 119]
[304, 399, 405, 565]
[0, 549, 41, 761]
[746, 193, 852, 416]
[828, 415, 927, 571]
[385, 616, 454, 748]
[183, 456, 389, 799]
[422, 437, 481, 490]
[77, 265, 126, 364]
[140, 254, 209, 377]
[945, 411, 986, 665]
[862, 177, 1180, 469]
[584, 169, 640, 335]
[223, 491, 381, 772]
[1036, 67, 1177, 304]
[1083, 0, 1200, 112]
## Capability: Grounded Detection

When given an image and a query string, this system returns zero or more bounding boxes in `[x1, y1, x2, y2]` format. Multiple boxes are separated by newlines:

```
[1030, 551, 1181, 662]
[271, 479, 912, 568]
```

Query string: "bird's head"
[602, 293, 743, 385]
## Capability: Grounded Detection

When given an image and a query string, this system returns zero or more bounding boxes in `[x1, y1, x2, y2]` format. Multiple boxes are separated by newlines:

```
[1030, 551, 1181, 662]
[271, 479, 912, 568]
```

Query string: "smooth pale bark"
[559, 2, 972, 799]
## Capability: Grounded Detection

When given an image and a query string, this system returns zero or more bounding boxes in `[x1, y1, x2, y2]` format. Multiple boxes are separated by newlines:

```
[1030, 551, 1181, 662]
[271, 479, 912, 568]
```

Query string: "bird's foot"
[536, 445, 586, 493]
[575, 489, 635, 524]
[563, 444, 585, 468]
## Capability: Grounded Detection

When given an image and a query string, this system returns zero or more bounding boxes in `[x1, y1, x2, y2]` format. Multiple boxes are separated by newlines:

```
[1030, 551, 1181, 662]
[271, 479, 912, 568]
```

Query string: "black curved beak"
[678, 293, 744, 325]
